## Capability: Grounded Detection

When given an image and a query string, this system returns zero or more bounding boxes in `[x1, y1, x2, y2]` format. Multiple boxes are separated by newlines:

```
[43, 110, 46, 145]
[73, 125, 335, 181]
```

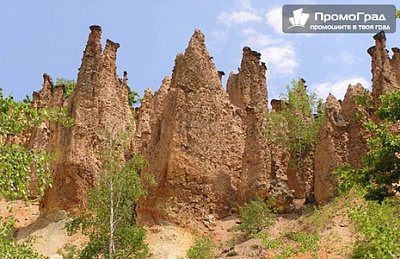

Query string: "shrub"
[187, 230, 214, 259]
[348, 200, 400, 258]
[55, 78, 76, 98]
[236, 197, 276, 235]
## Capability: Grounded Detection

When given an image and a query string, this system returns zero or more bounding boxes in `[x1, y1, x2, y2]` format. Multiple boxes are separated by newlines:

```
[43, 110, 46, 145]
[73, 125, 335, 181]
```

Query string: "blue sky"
[0, 0, 399, 102]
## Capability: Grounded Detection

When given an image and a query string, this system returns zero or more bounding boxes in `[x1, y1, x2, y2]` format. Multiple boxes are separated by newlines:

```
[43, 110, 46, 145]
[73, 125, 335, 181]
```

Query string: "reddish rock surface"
[314, 84, 371, 204]
[368, 31, 400, 109]
[315, 31, 400, 204]
[137, 30, 245, 227]
[40, 25, 133, 213]
[226, 47, 271, 203]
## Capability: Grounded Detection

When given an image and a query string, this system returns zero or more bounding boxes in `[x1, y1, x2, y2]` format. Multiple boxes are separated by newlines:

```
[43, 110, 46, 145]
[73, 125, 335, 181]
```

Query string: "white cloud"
[312, 77, 371, 100]
[244, 32, 298, 75]
[323, 51, 364, 65]
[236, 0, 252, 10]
[260, 45, 298, 75]
[245, 33, 282, 48]
[241, 27, 257, 35]
[218, 11, 262, 26]
[217, 0, 262, 26]
[265, 8, 283, 34]
[210, 30, 227, 41]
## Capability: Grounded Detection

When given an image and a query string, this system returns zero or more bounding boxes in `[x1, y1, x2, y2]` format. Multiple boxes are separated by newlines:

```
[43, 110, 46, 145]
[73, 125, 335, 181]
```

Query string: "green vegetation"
[235, 197, 276, 235]
[255, 231, 320, 258]
[349, 200, 400, 258]
[65, 130, 151, 259]
[128, 88, 141, 106]
[337, 90, 400, 201]
[187, 230, 214, 259]
[0, 218, 43, 259]
[266, 79, 324, 198]
[55, 78, 77, 98]
[0, 88, 72, 258]
[335, 89, 400, 258]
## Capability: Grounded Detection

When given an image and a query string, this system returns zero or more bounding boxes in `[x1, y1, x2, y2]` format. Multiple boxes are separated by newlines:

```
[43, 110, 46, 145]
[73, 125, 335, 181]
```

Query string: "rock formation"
[22, 26, 400, 228]
[314, 84, 370, 204]
[136, 30, 245, 227]
[315, 31, 400, 204]
[368, 31, 400, 110]
[226, 47, 271, 203]
[132, 88, 154, 154]
[39, 25, 133, 213]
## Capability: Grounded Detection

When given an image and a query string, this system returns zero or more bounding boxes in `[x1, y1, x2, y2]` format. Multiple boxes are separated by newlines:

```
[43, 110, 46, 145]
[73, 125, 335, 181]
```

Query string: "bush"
[187, 230, 214, 259]
[0, 217, 43, 259]
[55, 78, 76, 98]
[236, 197, 276, 235]
[348, 200, 400, 258]
[128, 88, 141, 106]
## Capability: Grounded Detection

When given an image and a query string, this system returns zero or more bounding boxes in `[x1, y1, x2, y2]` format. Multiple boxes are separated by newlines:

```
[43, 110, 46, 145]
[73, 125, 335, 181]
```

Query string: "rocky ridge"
[22, 27, 400, 227]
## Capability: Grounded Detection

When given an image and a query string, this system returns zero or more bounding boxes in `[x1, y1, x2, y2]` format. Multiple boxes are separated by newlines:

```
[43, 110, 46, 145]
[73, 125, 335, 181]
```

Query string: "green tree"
[66, 129, 151, 259]
[128, 88, 141, 106]
[235, 197, 276, 235]
[55, 78, 76, 98]
[337, 90, 400, 201]
[0, 88, 72, 258]
[266, 79, 324, 200]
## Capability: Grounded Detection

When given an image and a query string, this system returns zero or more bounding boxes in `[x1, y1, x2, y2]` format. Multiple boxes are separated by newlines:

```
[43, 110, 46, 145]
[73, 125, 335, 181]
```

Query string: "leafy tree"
[55, 78, 76, 98]
[128, 88, 141, 107]
[0, 88, 72, 258]
[336, 90, 400, 201]
[66, 129, 151, 259]
[235, 197, 276, 235]
[266, 79, 324, 199]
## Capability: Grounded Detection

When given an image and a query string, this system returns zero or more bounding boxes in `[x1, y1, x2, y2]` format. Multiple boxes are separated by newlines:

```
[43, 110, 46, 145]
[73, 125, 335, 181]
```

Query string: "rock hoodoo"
[315, 31, 400, 204]
[40, 25, 133, 213]
[25, 26, 400, 227]
[226, 47, 271, 203]
[368, 31, 400, 110]
[136, 30, 245, 227]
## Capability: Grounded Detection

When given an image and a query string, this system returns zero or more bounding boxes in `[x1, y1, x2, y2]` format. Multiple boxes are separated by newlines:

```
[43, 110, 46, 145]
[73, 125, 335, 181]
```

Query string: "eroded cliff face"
[27, 26, 400, 226]
[136, 30, 245, 227]
[368, 31, 400, 110]
[315, 31, 400, 204]
[227, 47, 271, 204]
[39, 25, 133, 213]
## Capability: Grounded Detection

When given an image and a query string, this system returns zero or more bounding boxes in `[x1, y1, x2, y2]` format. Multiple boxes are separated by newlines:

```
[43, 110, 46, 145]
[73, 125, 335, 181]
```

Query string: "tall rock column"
[314, 84, 370, 204]
[368, 31, 400, 110]
[40, 25, 133, 213]
[137, 30, 244, 227]
[227, 47, 271, 203]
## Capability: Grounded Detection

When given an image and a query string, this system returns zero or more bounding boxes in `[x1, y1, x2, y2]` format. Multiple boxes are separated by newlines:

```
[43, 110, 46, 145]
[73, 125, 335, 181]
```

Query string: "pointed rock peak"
[188, 29, 205, 47]
[42, 73, 54, 90]
[162, 76, 171, 85]
[105, 39, 120, 53]
[243, 46, 261, 61]
[326, 93, 339, 106]
[373, 30, 386, 42]
[144, 87, 154, 98]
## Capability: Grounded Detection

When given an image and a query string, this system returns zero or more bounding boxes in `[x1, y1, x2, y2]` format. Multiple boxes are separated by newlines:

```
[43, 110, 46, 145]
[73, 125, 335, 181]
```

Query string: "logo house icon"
[288, 8, 310, 29]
